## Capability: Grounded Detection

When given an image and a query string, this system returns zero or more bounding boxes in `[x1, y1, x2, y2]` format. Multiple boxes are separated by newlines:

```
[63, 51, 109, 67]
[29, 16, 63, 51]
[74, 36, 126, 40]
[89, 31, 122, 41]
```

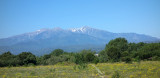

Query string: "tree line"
[0, 38, 160, 67]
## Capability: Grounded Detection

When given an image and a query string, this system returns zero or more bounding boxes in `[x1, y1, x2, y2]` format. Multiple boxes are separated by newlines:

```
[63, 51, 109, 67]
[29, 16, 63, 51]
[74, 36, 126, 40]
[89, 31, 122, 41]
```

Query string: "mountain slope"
[0, 27, 106, 55]
[0, 26, 159, 55]
[69, 26, 159, 43]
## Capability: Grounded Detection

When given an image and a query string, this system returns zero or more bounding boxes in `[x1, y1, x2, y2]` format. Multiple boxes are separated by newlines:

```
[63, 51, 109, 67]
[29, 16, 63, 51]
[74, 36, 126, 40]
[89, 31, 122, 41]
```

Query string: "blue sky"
[0, 0, 160, 38]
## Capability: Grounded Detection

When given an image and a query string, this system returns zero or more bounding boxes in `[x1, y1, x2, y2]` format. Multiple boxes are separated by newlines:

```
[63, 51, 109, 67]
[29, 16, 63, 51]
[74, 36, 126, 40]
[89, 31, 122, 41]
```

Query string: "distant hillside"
[0, 26, 159, 56]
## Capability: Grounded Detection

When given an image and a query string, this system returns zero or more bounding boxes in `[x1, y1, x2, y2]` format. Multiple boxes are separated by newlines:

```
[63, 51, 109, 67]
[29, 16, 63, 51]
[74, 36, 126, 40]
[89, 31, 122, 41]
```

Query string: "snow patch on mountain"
[69, 26, 91, 33]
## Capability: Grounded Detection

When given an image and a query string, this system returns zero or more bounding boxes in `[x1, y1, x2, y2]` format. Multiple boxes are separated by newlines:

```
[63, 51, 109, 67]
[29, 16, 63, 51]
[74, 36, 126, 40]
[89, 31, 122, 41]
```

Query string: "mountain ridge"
[0, 26, 159, 55]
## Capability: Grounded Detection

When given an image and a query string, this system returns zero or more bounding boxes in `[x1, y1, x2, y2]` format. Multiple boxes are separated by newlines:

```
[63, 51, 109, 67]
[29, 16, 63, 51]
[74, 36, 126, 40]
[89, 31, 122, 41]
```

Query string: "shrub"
[152, 56, 160, 61]
[112, 71, 120, 78]
[122, 57, 132, 63]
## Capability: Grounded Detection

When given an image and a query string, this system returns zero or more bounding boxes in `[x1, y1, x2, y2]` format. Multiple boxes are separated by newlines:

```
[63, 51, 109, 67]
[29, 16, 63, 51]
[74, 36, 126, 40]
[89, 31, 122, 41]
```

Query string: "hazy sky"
[0, 0, 160, 38]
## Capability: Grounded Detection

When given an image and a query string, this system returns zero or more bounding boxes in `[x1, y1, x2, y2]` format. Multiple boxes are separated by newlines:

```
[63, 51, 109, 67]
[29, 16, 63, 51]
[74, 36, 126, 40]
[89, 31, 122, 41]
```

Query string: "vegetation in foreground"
[0, 37, 160, 78]
[0, 61, 160, 78]
[1, 38, 160, 67]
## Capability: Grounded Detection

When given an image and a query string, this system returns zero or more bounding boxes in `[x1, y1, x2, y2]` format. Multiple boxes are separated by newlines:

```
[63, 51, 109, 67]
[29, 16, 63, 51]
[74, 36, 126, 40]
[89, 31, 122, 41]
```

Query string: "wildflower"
[96, 74, 98, 76]
[3, 75, 6, 78]
[130, 75, 134, 78]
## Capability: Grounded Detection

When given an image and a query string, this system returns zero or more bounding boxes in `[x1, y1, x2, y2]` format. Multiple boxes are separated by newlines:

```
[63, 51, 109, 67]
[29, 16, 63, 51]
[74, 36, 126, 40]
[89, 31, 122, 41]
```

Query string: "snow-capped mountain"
[69, 26, 93, 33]
[0, 26, 159, 55]
[69, 26, 114, 41]
[69, 26, 159, 43]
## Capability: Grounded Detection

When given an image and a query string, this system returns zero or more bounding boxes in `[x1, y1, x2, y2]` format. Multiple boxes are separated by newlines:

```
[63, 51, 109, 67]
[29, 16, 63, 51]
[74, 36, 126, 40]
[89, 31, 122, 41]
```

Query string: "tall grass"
[0, 61, 160, 78]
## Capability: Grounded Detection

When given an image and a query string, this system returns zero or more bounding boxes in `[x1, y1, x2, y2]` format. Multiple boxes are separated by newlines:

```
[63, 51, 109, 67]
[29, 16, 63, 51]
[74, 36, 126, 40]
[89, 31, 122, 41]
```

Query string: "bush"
[78, 63, 88, 69]
[152, 56, 160, 61]
[121, 57, 132, 63]
[112, 71, 120, 78]
[93, 56, 99, 64]
[74, 53, 85, 64]
[85, 52, 95, 62]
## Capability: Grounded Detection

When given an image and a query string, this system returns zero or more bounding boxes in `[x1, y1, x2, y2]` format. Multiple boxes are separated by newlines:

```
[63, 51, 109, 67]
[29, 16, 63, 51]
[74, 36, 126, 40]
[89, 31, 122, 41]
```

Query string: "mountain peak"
[81, 26, 91, 29]
[36, 28, 49, 32]
[53, 27, 62, 29]
[69, 26, 93, 32]
[53, 27, 63, 31]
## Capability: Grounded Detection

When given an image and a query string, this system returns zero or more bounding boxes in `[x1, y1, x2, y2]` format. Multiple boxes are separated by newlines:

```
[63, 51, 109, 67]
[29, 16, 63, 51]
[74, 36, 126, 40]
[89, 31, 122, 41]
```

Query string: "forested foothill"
[0, 38, 160, 67]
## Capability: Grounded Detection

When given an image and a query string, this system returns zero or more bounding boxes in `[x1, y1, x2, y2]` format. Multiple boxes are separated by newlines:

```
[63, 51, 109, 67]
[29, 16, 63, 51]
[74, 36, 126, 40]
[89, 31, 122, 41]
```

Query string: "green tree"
[137, 43, 160, 60]
[85, 52, 95, 62]
[0, 51, 15, 67]
[106, 38, 128, 52]
[121, 51, 132, 63]
[17, 52, 36, 65]
[80, 49, 97, 63]
[121, 51, 129, 57]
[98, 50, 109, 62]
[106, 46, 121, 62]
[74, 53, 85, 64]
[51, 49, 64, 56]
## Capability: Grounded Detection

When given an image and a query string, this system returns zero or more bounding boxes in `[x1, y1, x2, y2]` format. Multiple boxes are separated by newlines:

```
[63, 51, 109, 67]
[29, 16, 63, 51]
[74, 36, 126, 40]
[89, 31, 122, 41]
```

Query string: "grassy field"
[0, 61, 160, 78]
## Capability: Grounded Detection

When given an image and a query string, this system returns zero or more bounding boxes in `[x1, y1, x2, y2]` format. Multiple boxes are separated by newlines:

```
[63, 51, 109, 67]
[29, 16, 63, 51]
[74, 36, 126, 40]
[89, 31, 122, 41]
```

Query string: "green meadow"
[0, 61, 160, 78]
